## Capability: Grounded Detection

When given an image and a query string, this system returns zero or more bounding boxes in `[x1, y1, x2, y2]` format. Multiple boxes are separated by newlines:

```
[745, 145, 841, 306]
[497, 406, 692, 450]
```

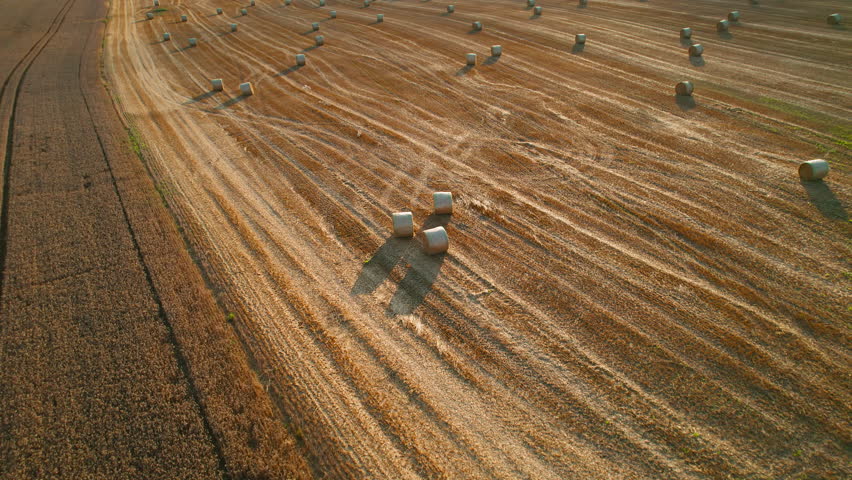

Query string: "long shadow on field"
[571, 44, 585, 54]
[483, 55, 500, 65]
[801, 181, 847, 221]
[455, 65, 473, 76]
[276, 65, 303, 76]
[183, 91, 218, 104]
[353, 215, 451, 316]
[675, 95, 696, 111]
[302, 45, 320, 52]
[680, 38, 693, 47]
[689, 56, 705, 67]
[215, 95, 248, 109]
[717, 31, 733, 40]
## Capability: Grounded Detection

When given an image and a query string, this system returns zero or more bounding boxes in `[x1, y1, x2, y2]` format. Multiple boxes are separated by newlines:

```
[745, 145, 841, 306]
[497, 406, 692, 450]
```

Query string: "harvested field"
[0, 0, 307, 478]
[5, 0, 850, 478]
[105, 0, 851, 477]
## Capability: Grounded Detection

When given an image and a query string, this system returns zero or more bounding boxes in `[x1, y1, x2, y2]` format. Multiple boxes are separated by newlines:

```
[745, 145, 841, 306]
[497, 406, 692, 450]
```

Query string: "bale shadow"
[302, 44, 320, 52]
[467, 28, 481, 34]
[689, 56, 705, 66]
[717, 31, 733, 40]
[483, 55, 500, 65]
[369, 20, 383, 25]
[577, 4, 587, 8]
[302, 28, 318, 35]
[801, 181, 847, 220]
[675, 95, 696, 111]
[385, 252, 446, 316]
[440, 11, 451, 16]
[276, 65, 303, 76]
[215, 95, 248, 109]
[455, 65, 473, 76]
[529, 13, 540, 19]
[571, 43, 585, 54]
[183, 91, 218, 104]
[351, 237, 413, 295]
[830, 24, 847, 31]
[680, 38, 693, 47]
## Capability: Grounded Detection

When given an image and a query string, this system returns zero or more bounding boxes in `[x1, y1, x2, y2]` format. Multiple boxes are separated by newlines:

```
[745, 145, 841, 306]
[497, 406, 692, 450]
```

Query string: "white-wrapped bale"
[433, 192, 453, 214]
[211, 78, 224, 91]
[680, 27, 692, 39]
[466, 53, 477, 66]
[675, 81, 693, 96]
[181, 15, 187, 22]
[217, 8, 223, 14]
[472, 21, 482, 31]
[727, 11, 740, 21]
[189, 37, 198, 47]
[312, 22, 319, 30]
[377, 14, 383, 22]
[447, 5, 454, 13]
[717, 19, 729, 32]
[827, 13, 843, 25]
[420, 226, 449, 255]
[575, 33, 586, 44]
[146, 12, 154, 19]
[534, 6, 542, 15]
[799, 159, 830, 181]
[391, 212, 414, 237]
[230, 23, 238, 31]
[688, 44, 704, 56]
[491, 45, 502, 56]
[239, 82, 254, 96]
[163, 32, 171, 41]
[296, 53, 306, 65]
[330, 10, 336, 17]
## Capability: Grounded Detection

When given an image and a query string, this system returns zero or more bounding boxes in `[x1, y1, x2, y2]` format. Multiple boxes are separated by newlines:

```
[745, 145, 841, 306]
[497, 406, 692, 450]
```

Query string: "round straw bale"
[239, 82, 254, 96]
[420, 226, 449, 255]
[717, 19, 729, 32]
[377, 13, 384, 22]
[230, 23, 238, 31]
[473, 21, 482, 30]
[491, 45, 502, 56]
[315, 35, 324, 45]
[391, 212, 414, 237]
[146, 12, 154, 19]
[527, 0, 535, 6]
[154, 0, 159, 5]
[680, 27, 692, 39]
[688, 44, 704, 56]
[241, 8, 248, 15]
[798, 159, 829, 181]
[675, 81, 693, 96]
[181, 14, 187, 22]
[211, 78, 224, 91]
[319, 0, 326, 5]
[575, 33, 586, 44]
[433, 192, 453, 214]
[163, 32, 171, 41]
[727, 11, 740, 22]
[188, 37, 198, 47]
[330, 10, 337, 17]
[296, 53, 306, 65]
[250, 0, 255, 5]
[466, 53, 477, 66]
[447, 5, 454, 13]
[827, 13, 843, 25]
[285, 0, 291, 4]
[312, 22, 320, 30]
[217, 7, 223, 14]
[534, 6, 542, 15]
[579, 0, 587, 5]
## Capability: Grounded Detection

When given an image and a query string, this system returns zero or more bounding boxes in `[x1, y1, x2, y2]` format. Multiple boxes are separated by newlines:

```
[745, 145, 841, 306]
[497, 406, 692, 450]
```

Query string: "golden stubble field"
[107, 0, 850, 477]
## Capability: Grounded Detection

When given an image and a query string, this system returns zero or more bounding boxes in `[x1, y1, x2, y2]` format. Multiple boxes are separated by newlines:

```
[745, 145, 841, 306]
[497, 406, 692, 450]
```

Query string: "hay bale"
[211, 78, 224, 91]
[466, 53, 477, 66]
[675, 81, 693, 96]
[727, 11, 740, 22]
[241, 8, 248, 15]
[296, 53, 306, 65]
[575, 33, 586, 44]
[391, 212, 414, 237]
[472, 21, 482, 31]
[688, 44, 703, 56]
[163, 32, 171, 41]
[230, 23, 238, 31]
[146, 12, 154, 19]
[181, 14, 187, 22]
[420, 226, 449, 255]
[433, 192, 453, 214]
[217, 8, 223, 14]
[239, 82, 254, 96]
[827, 13, 843, 25]
[447, 5, 454, 13]
[364, 0, 370, 6]
[154, 0, 159, 5]
[717, 19, 729, 32]
[376, 13, 384, 22]
[491, 45, 502, 56]
[527, 0, 535, 6]
[799, 159, 829, 181]
[285, 0, 291, 4]
[330, 10, 337, 17]
[319, 0, 326, 5]
[534, 6, 542, 15]
[315, 35, 324, 46]
[680, 27, 692, 39]
[189, 37, 198, 47]
[312, 21, 320, 30]
[250, 0, 255, 5]
[579, 0, 587, 5]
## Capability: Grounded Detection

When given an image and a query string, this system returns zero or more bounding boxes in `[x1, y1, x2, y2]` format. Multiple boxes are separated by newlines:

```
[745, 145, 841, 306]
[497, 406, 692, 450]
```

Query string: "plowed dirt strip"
[1, 0, 309, 478]
[109, 0, 850, 478]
